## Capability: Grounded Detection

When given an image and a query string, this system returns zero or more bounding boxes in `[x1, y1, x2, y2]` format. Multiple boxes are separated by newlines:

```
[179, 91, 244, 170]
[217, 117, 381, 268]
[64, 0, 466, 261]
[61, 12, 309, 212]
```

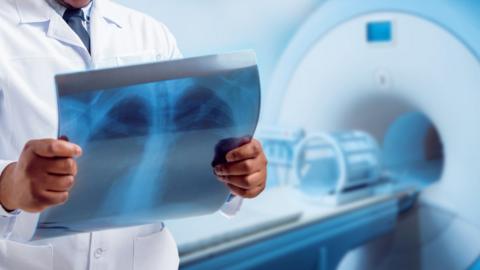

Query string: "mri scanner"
[171, 0, 480, 269]
[262, 0, 480, 269]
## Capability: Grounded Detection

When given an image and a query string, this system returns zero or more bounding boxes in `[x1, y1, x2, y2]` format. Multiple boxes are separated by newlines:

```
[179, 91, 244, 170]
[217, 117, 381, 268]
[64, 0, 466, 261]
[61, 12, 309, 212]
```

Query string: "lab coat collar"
[15, 0, 85, 52]
[15, 0, 125, 54]
[15, 0, 53, 24]
[15, 0, 124, 28]
[94, 0, 125, 28]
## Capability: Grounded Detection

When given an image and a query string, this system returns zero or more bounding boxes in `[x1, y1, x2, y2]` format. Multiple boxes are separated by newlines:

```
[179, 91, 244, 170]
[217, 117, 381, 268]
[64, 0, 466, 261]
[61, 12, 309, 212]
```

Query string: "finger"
[215, 158, 263, 176]
[44, 158, 77, 176]
[225, 139, 262, 163]
[43, 175, 75, 192]
[35, 190, 69, 206]
[218, 171, 265, 189]
[27, 139, 82, 158]
[227, 183, 265, 199]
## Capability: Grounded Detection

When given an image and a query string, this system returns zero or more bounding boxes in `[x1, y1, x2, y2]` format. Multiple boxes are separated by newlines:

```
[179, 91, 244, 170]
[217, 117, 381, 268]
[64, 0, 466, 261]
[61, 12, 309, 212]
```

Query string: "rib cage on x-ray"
[35, 52, 260, 239]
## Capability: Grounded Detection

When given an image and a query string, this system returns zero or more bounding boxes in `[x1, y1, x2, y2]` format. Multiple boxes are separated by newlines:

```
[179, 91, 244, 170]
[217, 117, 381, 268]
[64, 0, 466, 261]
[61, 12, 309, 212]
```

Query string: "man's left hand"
[214, 139, 267, 198]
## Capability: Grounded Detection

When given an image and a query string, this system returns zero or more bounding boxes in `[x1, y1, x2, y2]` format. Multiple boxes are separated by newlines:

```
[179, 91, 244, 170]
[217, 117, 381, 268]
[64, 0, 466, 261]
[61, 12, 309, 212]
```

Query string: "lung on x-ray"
[35, 51, 261, 239]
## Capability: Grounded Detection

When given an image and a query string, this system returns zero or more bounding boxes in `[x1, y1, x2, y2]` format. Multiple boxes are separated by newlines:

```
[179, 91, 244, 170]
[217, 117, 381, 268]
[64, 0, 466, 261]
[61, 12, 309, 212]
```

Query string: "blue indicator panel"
[367, 21, 392, 43]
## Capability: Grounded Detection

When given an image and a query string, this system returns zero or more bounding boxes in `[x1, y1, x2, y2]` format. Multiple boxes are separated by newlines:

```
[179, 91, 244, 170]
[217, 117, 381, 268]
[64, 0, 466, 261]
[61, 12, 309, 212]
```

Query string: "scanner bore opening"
[382, 112, 444, 186]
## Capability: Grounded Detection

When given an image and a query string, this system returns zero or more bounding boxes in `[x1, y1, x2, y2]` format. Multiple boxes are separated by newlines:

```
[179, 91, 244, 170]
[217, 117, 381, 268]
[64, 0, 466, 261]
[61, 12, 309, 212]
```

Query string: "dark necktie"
[63, 8, 91, 53]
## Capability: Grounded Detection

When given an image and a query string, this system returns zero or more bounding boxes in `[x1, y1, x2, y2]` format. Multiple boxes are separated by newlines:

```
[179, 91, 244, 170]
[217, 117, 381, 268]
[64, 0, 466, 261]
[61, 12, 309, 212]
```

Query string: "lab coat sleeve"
[0, 160, 38, 241]
[152, 21, 183, 60]
[0, 160, 21, 239]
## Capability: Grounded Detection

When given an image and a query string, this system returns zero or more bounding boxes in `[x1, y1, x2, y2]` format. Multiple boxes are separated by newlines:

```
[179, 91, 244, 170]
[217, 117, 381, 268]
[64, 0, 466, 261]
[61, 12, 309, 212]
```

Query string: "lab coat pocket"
[95, 51, 158, 69]
[115, 50, 158, 66]
[134, 228, 179, 270]
[0, 240, 53, 270]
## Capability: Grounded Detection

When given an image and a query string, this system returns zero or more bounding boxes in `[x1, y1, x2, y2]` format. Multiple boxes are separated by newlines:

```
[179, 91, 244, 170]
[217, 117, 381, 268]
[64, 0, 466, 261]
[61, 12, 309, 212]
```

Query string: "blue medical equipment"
[256, 128, 305, 187]
[293, 131, 381, 204]
[260, 0, 480, 269]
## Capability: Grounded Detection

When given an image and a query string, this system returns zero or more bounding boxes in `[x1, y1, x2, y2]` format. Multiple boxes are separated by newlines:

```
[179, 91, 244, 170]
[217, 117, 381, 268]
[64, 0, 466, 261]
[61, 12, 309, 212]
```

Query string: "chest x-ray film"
[34, 51, 261, 239]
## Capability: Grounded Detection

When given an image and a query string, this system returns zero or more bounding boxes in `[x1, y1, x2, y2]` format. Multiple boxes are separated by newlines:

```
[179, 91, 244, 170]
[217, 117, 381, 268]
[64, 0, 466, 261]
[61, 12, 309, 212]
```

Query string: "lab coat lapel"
[15, 0, 50, 23]
[15, 0, 87, 54]
[47, 15, 88, 53]
[89, 0, 126, 66]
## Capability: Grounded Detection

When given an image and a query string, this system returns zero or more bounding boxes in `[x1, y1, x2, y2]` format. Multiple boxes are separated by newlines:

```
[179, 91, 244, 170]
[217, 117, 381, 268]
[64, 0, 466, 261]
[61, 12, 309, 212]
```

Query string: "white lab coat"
[0, 0, 236, 269]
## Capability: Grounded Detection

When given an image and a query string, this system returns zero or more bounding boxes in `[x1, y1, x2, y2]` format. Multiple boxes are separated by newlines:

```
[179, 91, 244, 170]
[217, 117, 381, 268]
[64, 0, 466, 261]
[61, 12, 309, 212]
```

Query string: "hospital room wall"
[116, 0, 325, 94]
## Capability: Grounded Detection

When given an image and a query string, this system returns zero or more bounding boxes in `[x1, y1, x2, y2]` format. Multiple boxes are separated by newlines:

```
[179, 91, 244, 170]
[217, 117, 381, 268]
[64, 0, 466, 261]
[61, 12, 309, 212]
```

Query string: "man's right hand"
[0, 139, 82, 213]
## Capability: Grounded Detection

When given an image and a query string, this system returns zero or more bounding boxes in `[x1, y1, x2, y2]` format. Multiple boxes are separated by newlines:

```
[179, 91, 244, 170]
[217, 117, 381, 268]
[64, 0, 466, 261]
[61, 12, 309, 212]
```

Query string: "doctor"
[0, 0, 268, 269]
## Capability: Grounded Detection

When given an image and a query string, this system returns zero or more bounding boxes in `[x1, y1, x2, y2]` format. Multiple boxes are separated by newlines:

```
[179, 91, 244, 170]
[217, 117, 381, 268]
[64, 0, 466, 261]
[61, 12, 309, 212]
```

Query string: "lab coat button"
[94, 248, 105, 259]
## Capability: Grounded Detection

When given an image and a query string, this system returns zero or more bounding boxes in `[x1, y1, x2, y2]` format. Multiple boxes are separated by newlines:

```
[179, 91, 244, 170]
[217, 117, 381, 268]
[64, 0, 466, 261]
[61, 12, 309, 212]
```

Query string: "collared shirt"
[46, 0, 93, 33]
